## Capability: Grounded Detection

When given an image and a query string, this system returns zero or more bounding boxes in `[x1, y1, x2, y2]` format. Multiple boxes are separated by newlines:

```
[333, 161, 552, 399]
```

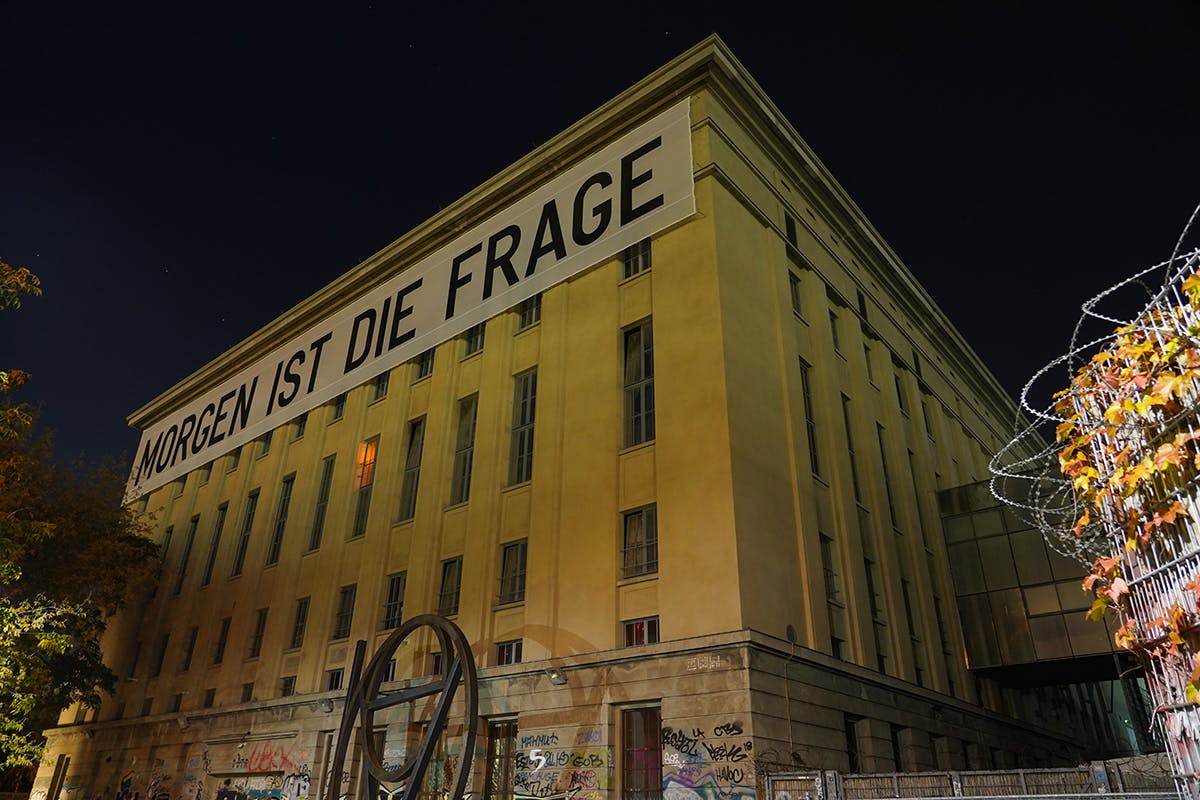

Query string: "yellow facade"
[37, 35, 1111, 800]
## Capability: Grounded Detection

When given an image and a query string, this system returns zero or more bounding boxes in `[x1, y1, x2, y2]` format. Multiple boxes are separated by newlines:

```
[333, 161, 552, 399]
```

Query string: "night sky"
[2, 4, 1198, 468]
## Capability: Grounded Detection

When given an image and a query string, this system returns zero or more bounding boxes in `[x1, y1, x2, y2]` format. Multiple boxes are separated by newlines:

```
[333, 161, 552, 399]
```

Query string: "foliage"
[0, 258, 158, 770]
[1056, 270, 1200, 700]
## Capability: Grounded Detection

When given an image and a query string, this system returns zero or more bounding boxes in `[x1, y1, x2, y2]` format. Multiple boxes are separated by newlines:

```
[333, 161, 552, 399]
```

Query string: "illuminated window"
[623, 616, 659, 647]
[351, 437, 379, 538]
[495, 640, 522, 666]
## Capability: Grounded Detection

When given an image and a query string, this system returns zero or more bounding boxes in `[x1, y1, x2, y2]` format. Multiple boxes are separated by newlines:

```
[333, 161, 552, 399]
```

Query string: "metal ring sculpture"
[325, 615, 478, 800]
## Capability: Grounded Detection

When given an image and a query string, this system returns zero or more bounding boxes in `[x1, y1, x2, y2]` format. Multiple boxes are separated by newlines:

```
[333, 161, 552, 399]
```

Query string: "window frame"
[623, 616, 660, 647]
[508, 370, 537, 485]
[497, 540, 527, 605]
[438, 557, 463, 616]
[621, 237, 651, 279]
[621, 505, 658, 579]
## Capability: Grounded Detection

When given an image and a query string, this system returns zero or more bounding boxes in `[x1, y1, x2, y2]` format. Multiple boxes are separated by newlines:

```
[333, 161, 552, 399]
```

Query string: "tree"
[0, 258, 158, 771]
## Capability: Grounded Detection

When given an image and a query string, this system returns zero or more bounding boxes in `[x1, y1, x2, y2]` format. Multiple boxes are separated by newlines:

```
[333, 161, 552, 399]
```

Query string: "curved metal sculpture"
[324, 615, 479, 800]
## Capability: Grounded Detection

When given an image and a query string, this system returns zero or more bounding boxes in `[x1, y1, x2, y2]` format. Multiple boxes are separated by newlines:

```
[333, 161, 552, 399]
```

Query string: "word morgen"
[128, 100, 695, 498]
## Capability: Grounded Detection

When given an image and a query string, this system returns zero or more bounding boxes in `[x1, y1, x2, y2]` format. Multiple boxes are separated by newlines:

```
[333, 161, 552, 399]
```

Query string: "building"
[36, 35, 1129, 800]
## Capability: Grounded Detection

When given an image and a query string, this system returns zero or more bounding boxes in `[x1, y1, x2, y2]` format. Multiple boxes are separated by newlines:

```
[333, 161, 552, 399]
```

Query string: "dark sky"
[2, 3, 1198, 467]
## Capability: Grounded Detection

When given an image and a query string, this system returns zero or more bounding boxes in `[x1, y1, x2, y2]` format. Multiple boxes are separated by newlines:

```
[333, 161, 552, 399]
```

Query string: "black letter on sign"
[483, 225, 521, 300]
[525, 199, 566, 278]
[572, 172, 612, 246]
[389, 278, 422, 349]
[136, 430, 165, 484]
[192, 403, 215, 455]
[278, 350, 306, 408]
[307, 332, 333, 393]
[345, 309, 377, 373]
[620, 136, 664, 225]
[445, 243, 482, 320]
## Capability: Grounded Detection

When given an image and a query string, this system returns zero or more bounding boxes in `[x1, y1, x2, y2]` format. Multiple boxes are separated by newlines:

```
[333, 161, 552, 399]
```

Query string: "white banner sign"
[127, 99, 695, 500]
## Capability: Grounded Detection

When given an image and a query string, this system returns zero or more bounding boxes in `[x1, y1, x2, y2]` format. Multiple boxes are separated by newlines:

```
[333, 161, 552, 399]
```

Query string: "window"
[798, 359, 820, 475]
[330, 392, 347, 421]
[516, 292, 542, 331]
[141, 698, 153, 717]
[785, 213, 798, 246]
[438, 558, 462, 616]
[865, 558, 889, 673]
[309, 455, 336, 551]
[877, 425, 899, 528]
[174, 478, 185, 497]
[332, 584, 357, 640]
[498, 541, 527, 604]
[280, 676, 297, 697]
[181, 626, 199, 671]
[820, 534, 841, 603]
[152, 633, 169, 677]
[463, 323, 485, 356]
[202, 689, 215, 709]
[293, 412, 307, 439]
[844, 715, 863, 773]
[495, 640, 522, 666]
[352, 437, 379, 538]
[289, 596, 310, 650]
[127, 641, 141, 679]
[199, 461, 213, 485]
[621, 237, 651, 279]
[372, 370, 390, 401]
[173, 516, 199, 595]
[622, 506, 658, 578]
[856, 290, 869, 320]
[484, 721, 518, 800]
[241, 682, 254, 703]
[266, 474, 295, 565]
[247, 608, 268, 659]
[842, 396, 862, 502]
[623, 616, 660, 647]
[788, 272, 802, 315]
[921, 401, 936, 440]
[622, 707, 662, 800]
[451, 395, 478, 504]
[227, 446, 242, 472]
[231, 489, 259, 577]
[200, 503, 228, 587]
[213, 617, 231, 664]
[864, 343, 875, 383]
[167, 693, 181, 713]
[258, 431, 273, 458]
[895, 373, 908, 415]
[623, 320, 655, 446]
[509, 371, 537, 484]
[383, 659, 397, 682]
[326, 669, 344, 691]
[829, 309, 841, 352]
[398, 418, 425, 520]
[414, 348, 434, 380]
[383, 573, 406, 630]
[160, 525, 174, 561]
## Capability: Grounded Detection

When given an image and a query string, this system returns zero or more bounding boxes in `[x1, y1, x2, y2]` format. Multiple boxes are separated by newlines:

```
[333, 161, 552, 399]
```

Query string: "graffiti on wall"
[512, 738, 609, 800]
[661, 721, 755, 800]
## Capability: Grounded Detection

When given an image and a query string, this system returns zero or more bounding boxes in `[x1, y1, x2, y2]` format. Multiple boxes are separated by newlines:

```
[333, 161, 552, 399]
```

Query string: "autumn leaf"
[1106, 577, 1129, 603]
[1087, 597, 1110, 622]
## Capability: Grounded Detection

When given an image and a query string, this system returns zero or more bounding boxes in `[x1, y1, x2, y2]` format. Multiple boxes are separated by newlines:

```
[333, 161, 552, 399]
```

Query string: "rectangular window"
[181, 626, 199, 671]
[160, 525, 174, 561]
[241, 682, 254, 703]
[438, 558, 463, 616]
[309, 455, 336, 551]
[463, 323, 486, 356]
[622, 506, 658, 578]
[174, 478, 185, 497]
[895, 373, 908, 415]
[623, 320, 655, 446]
[200, 503, 228, 587]
[509, 370, 537, 484]
[173, 515, 199, 595]
[798, 359, 820, 476]
[398, 418, 425, 520]
[258, 430, 273, 458]
[141, 698, 153, 717]
[785, 213, 798, 246]
[484, 720, 518, 800]
[152, 633, 169, 677]
[622, 707, 663, 800]
[372, 370, 390, 401]
[127, 641, 141, 679]
[857, 290, 869, 320]
[213, 617, 231, 664]
[495, 640, 522, 666]
[414, 348, 434, 380]
[227, 446, 242, 472]
[829, 309, 841, 352]
[788, 272, 802, 315]
[383, 572, 406, 630]
[231, 489, 259, 576]
[352, 437, 379, 538]
[202, 689, 215, 709]
[863, 343, 875, 383]
[922, 400, 935, 440]
[845, 715, 863, 773]
[902, 579, 920, 639]
[621, 237, 651, 279]
[498, 541, 527, 604]
[280, 676, 297, 697]
[293, 412, 307, 439]
[247, 608, 268, 659]
[326, 669, 344, 691]
[451, 395, 479, 504]
[330, 392, 347, 422]
[332, 584, 357, 640]
[516, 292, 542, 331]
[820, 534, 841, 603]
[199, 461, 213, 484]
[877, 424, 899, 529]
[842, 396, 862, 502]
[623, 616, 660, 647]
[289, 596, 310, 650]
[383, 659, 396, 682]
[266, 474, 295, 565]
